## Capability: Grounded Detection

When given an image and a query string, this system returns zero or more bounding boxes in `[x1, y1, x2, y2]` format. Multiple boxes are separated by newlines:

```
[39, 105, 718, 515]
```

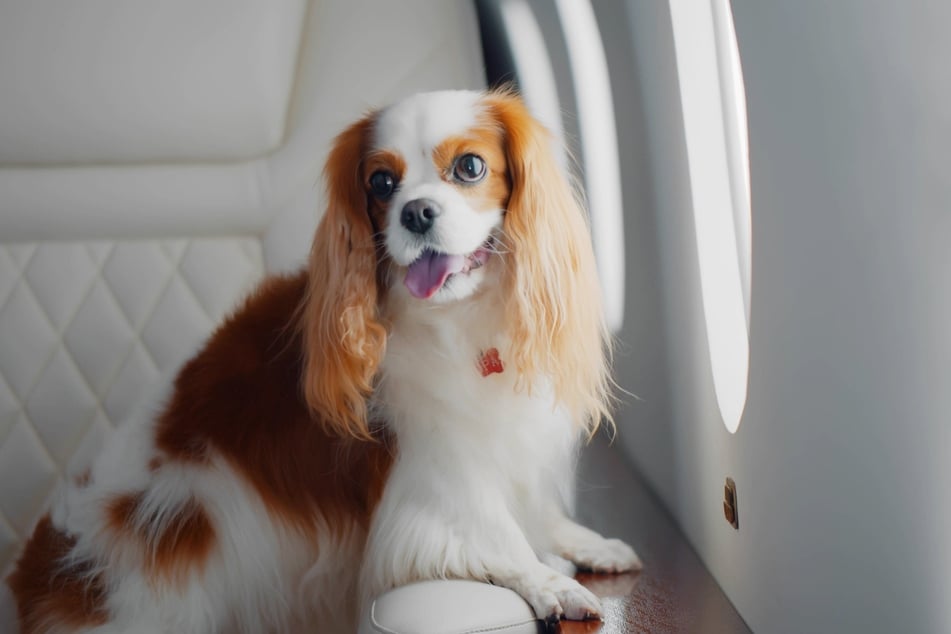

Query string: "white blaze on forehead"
[373, 90, 483, 162]
[376, 90, 502, 300]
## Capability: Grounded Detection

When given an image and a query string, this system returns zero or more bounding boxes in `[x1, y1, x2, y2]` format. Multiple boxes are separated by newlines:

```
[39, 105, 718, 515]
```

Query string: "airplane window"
[552, 0, 626, 334]
[477, 0, 626, 334]
[494, 0, 565, 161]
[670, 0, 751, 433]
[480, 0, 749, 430]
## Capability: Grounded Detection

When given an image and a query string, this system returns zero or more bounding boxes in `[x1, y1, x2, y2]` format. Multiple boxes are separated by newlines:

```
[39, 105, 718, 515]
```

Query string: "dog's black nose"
[400, 198, 441, 235]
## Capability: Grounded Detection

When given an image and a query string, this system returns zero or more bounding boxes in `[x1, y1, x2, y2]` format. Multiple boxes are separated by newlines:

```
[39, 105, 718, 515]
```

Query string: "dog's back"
[9, 272, 393, 633]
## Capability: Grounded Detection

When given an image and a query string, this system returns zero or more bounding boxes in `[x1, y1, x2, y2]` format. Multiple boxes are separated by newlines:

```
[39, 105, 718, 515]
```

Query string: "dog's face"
[367, 91, 510, 303]
[300, 89, 611, 439]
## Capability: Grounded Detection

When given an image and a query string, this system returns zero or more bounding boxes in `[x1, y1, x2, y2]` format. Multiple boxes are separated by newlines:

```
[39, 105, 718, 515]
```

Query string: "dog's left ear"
[484, 90, 613, 433]
[300, 114, 386, 440]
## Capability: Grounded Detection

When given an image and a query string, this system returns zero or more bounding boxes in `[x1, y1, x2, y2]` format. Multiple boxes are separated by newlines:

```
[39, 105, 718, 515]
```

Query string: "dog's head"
[300, 89, 612, 438]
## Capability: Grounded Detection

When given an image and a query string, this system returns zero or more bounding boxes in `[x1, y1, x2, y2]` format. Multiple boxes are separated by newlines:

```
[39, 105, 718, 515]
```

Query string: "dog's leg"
[362, 477, 603, 622]
[549, 517, 643, 574]
[484, 553, 605, 622]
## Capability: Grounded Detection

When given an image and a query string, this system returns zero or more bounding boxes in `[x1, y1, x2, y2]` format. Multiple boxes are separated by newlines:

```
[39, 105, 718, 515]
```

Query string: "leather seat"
[0, 1, 538, 631]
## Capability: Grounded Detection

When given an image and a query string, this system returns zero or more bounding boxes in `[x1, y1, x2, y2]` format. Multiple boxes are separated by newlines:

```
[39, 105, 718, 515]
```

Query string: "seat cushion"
[360, 580, 541, 634]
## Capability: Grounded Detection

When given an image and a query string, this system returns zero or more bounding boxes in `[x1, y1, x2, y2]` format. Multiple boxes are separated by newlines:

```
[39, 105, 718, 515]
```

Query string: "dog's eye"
[453, 154, 486, 183]
[369, 171, 397, 199]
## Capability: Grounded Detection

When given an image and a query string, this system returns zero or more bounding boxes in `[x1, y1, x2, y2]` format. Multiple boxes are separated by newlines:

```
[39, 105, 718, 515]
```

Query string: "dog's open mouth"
[404, 244, 491, 299]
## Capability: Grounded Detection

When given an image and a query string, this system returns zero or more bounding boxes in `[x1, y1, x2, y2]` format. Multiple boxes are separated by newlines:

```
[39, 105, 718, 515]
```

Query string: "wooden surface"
[560, 435, 752, 634]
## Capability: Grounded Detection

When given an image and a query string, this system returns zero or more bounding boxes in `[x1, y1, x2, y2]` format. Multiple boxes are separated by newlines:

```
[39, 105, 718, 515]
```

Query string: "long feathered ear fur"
[485, 90, 614, 433]
[300, 114, 386, 440]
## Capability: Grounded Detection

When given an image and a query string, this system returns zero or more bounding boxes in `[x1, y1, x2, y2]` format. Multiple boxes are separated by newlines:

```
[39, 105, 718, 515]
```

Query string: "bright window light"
[670, 0, 752, 433]
[497, 0, 625, 333]
[712, 0, 752, 320]
[553, 0, 626, 334]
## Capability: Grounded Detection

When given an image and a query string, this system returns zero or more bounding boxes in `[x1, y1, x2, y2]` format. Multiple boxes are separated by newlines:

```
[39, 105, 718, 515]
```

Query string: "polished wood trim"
[559, 434, 752, 634]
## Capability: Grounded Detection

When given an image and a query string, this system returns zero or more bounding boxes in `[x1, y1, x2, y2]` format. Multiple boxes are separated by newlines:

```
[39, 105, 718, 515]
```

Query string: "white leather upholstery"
[0, 0, 308, 165]
[359, 581, 542, 634]
[0, 238, 264, 567]
[0, 0, 490, 628]
[0, 0, 487, 267]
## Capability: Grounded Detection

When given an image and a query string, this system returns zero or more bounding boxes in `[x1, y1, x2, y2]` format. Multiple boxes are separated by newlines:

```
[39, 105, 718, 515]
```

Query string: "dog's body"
[10, 90, 640, 633]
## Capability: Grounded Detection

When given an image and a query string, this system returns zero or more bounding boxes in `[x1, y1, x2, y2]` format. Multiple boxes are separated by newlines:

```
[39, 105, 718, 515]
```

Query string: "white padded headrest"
[0, 0, 307, 165]
[0, 0, 487, 269]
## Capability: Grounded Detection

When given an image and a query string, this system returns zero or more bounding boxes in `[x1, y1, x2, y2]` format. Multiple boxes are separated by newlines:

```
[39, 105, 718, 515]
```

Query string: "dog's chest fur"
[376, 290, 578, 542]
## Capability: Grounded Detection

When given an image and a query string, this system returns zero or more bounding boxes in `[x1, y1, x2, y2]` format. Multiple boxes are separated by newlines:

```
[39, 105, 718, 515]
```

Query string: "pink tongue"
[405, 250, 466, 299]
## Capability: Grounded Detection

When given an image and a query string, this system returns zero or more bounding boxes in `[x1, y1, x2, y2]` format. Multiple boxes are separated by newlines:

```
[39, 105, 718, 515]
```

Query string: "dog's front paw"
[516, 569, 602, 623]
[565, 537, 643, 574]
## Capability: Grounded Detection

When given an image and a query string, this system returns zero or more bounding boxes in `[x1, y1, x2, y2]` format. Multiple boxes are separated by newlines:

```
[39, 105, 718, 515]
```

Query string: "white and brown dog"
[9, 89, 641, 633]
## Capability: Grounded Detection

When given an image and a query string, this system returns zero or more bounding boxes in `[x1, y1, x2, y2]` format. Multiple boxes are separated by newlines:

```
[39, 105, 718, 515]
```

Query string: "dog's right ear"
[300, 114, 386, 440]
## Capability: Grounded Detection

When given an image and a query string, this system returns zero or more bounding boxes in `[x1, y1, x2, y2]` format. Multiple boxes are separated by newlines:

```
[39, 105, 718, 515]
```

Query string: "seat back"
[0, 0, 485, 587]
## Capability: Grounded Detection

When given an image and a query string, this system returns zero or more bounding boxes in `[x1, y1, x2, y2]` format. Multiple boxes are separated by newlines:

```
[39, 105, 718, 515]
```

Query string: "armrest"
[359, 580, 542, 634]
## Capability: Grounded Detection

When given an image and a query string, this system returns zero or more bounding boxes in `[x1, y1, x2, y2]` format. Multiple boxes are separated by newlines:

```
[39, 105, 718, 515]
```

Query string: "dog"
[9, 89, 641, 633]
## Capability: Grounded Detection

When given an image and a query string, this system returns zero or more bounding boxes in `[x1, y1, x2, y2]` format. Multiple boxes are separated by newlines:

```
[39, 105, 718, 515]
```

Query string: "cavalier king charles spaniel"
[9, 89, 641, 633]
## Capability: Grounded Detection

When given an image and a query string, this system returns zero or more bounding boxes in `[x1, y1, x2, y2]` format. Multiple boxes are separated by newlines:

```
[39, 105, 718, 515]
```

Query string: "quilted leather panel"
[0, 237, 264, 571]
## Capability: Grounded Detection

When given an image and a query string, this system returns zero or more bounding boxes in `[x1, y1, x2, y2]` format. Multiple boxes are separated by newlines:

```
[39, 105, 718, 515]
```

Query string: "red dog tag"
[477, 348, 504, 377]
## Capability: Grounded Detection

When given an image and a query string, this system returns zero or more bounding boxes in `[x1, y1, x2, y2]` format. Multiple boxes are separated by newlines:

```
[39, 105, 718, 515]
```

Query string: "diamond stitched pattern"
[0, 237, 264, 571]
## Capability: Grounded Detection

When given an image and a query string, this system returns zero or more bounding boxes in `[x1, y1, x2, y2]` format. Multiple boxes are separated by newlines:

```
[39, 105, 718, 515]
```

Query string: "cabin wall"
[598, 2, 951, 632]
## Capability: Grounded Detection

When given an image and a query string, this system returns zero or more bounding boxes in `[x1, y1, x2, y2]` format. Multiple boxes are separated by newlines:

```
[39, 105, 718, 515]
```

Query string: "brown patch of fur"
[106, 492, 140, 532]
[73, 467, 92, 488]
[151, 499, 214, 582]
[107, 493, 216, 584]
[431, 126, 511, 214]
[8, 515, 109, 633]
[156, 272, 394, 534]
